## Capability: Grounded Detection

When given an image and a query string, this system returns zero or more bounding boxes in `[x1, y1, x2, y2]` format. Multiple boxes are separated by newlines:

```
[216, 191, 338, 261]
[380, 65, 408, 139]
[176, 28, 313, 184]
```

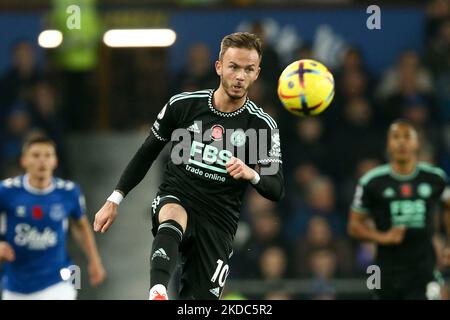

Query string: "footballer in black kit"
[151, 89, 282, 236]
[149, 89, 282, 299]
[348, 120, 450, 300]
[94, 32, 284, 300]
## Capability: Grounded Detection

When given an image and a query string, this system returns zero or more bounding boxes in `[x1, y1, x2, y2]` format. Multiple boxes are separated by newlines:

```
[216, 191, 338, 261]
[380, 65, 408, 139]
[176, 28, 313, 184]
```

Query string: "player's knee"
[159, 203, 187, 232]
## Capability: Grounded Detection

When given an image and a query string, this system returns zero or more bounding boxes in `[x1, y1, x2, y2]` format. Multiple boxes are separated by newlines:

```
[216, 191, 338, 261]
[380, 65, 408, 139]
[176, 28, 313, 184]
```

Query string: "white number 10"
[211, 259, 229, 287]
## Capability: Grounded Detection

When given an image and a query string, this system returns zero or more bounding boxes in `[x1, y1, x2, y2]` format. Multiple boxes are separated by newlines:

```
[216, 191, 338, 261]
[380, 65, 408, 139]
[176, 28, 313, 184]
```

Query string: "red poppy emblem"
[211, 125, 224, 141]
[400, 184, 412, 197]
[32, 205, 44, 220]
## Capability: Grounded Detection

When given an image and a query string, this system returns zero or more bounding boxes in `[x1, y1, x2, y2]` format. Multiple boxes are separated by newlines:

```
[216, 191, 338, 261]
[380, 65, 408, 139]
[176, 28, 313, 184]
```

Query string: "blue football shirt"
[0, 175, 86, 293]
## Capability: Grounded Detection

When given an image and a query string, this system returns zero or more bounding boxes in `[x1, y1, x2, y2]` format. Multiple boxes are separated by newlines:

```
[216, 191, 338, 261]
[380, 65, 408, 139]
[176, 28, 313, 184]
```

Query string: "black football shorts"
[151, 193, 234, 300]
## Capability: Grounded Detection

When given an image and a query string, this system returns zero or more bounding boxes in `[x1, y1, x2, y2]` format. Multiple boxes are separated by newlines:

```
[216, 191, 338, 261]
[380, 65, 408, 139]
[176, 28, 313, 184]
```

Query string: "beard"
[221, 76, 249, 100]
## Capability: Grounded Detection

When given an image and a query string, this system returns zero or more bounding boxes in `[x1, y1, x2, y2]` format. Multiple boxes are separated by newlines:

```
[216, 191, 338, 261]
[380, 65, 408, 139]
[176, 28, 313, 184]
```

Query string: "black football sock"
[150, 219, 183, 289]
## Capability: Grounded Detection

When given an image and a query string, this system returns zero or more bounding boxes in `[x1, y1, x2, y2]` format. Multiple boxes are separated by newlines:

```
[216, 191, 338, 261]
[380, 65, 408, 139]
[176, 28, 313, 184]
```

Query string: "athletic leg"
[149, 195, 188, 300]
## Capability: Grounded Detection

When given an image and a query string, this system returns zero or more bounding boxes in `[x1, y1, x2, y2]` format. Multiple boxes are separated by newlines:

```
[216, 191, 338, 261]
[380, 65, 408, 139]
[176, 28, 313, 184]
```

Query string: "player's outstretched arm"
[226, 157, 284, 201]
[0, 241, 15, 262]
[94, 133, 168, 233]
[114, 134, 168, 198]
[71, 216, 106, 286]
[347, 210, 406, 245]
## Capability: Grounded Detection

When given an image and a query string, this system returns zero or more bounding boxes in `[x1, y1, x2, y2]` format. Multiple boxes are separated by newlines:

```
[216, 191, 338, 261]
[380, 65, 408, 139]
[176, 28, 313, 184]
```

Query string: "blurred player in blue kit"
[0, 135, 106, 300]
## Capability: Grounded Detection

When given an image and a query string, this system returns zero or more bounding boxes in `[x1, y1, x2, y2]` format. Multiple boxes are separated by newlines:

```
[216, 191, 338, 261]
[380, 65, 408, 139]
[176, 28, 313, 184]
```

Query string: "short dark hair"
[22, 133, 56, 154]
[219, 32, 262, 61]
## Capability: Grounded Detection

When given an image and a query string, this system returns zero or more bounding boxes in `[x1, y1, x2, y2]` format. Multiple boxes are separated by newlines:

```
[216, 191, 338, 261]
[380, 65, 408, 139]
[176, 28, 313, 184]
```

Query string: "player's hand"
[380, 226, 406, 245]
[0, 241, 15, 262]
[93, 201, 118, 233]
[88, 258, 106, 287]
[226, 157, 256, 181]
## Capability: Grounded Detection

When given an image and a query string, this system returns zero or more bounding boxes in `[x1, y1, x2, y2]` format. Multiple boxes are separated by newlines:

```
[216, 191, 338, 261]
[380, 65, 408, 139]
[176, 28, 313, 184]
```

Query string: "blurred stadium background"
[0, 0, 449, 300]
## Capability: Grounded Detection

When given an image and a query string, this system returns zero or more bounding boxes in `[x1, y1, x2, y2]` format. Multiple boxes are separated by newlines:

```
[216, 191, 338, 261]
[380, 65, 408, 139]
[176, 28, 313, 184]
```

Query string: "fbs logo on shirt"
[189, 141, 232, 174]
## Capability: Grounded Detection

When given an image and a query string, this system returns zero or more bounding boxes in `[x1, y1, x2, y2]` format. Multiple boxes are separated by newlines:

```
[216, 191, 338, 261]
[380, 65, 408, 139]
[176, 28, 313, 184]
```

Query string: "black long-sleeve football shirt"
[116, 89, 284, 235]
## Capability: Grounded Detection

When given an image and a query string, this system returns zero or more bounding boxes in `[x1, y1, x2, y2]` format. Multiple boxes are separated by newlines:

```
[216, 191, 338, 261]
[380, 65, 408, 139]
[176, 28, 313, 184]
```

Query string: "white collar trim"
[208, 89, 248, 117]
[23, 175, 55, 195]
